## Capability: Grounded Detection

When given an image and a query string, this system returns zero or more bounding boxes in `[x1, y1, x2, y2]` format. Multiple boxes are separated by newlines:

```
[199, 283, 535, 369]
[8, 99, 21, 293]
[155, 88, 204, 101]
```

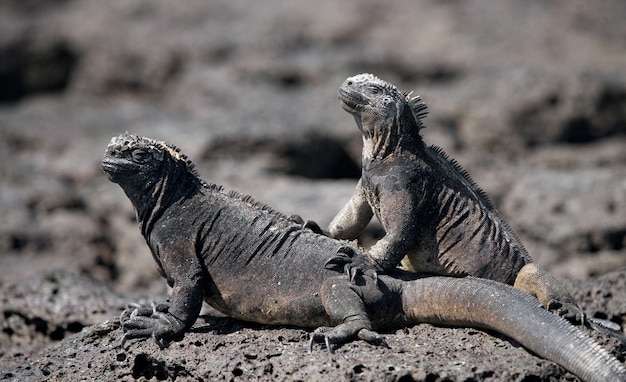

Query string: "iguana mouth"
[101, 159, 117, 173]
[338, 88, 364, 113]
[102, 158, 135, 178]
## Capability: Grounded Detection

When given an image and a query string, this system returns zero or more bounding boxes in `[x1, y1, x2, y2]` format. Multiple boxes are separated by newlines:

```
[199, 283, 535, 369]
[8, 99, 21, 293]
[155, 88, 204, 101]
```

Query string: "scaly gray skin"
[329, 73, 582, 321]
[102, 133, 626, 382]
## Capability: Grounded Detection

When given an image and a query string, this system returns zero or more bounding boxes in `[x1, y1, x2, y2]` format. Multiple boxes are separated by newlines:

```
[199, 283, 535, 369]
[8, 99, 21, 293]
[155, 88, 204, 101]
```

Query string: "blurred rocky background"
[1, 1, 625, 380]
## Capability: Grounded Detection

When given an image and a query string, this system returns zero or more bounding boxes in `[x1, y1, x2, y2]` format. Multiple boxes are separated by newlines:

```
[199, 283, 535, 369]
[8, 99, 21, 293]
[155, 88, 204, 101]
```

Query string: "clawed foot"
[120, 301, 185, 348]
[546, 299, 585, 325]
[309, 326, 388, 354]
[547, 297, 626, 344]
[309, 326, 335, 354]
[324, 246, 381, 284]
[287, 215, 327, 235]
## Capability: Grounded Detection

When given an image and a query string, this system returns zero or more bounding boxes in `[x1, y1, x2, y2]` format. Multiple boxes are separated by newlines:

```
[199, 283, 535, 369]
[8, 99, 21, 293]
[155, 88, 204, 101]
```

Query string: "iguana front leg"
[328, 184, 420, 273]
[365, 187, 422, 272]
[514, 263, 584, 323]
[121, 245, 205, 347]
[328, 179, 374, 240]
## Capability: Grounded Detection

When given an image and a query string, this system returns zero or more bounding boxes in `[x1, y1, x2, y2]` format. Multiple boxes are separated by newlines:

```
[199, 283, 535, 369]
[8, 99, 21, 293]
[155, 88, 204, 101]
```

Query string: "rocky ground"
[1, 1, 625, 381]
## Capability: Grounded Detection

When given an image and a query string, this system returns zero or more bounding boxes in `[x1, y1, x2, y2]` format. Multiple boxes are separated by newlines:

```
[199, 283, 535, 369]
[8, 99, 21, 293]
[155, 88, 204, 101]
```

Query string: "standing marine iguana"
[327, 73, 584, 321]
[102, 133, 626, 382]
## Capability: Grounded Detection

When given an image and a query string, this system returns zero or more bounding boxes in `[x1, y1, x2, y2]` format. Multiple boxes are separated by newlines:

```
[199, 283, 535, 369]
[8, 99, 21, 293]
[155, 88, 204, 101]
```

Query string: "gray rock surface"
[1, 0, 625, 380]
[1, 269, 624, 381]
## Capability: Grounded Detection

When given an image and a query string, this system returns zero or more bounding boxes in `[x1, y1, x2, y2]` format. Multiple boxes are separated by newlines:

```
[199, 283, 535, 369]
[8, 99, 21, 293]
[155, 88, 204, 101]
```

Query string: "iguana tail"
[401, 276, 626, 382]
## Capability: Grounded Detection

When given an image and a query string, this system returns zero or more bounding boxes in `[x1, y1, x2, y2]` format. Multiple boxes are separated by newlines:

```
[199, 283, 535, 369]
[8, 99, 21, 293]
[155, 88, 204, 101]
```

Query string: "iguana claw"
[308, 327, 334, 354]
[547, 299, 585, 325]
[287, 214, 327, 235]
[309, 326, 388, 354]
[323, 249, 350, 269]
[119, 301, 184, 349]
[324, 245, 379, 284]
[547, 298, 626, 345]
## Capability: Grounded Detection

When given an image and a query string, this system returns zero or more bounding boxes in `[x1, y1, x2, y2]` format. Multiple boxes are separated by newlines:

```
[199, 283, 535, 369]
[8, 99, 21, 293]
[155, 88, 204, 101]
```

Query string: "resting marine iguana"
[102, 133, 625, 382]
[328, 73, 583, 321]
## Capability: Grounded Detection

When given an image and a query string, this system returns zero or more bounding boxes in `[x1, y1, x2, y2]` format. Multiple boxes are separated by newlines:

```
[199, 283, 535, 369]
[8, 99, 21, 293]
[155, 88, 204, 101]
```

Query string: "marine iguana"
[102, 133, 625, 382]
[328, 73, 583, 321]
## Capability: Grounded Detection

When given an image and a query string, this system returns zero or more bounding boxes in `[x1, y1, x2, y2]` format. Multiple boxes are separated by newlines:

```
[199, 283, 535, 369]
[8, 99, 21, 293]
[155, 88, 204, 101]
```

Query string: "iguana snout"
[338, 87, 367, 113]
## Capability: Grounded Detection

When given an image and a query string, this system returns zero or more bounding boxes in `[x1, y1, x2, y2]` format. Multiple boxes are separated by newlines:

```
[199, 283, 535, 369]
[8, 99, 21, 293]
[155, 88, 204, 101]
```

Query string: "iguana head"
[103, 133, 201, 215]
[102, 132, 189, 181]
[338, 73, 428, 160]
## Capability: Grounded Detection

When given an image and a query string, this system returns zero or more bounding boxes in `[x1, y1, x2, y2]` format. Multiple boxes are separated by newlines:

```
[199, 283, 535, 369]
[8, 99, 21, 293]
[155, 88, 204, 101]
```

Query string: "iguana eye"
[132, 149, 151, 163]
[368, 85, 381, 95]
